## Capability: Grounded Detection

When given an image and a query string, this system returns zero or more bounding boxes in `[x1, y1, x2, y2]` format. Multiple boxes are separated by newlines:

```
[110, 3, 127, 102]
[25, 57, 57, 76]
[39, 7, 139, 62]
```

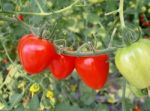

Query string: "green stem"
[122, 79, 126, 111]
[61, 47, 118, 56]
[105, 9, 119, 16]
[91, 34, 97, 49]
[2, 42, 14, 64]
[87, 42, 96, 53]
[0, 16, 35, 33]
[0, 16, 119, 56]
[108, 28, 117, 48]
[0, 16, 17, 22]
[54, 39, 67, 48]
[1, 16, 120, 57]
[0, 0, 79, 16]
[8, 83, 31, 110]
[119, 0, 125, 28]
[34, 0, 44, 13]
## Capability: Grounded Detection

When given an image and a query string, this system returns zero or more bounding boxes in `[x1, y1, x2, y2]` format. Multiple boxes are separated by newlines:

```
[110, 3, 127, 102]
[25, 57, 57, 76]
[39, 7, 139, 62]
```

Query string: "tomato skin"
[132, 106, 142, 111]
[142, 22, 150, 27]
[139, 15, 144, 23]
[49, 54, 76, 80]
[17, 15, 24, 21]
[115, 39, 150, 89]
[75, 55, 109, 90]
[18, 34, 56, 74]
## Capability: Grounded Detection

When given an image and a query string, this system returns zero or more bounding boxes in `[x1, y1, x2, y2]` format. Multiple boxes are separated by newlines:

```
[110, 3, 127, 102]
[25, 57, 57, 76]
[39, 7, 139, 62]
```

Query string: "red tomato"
[75, 55, 109, 90]
[17, 15, 24, 21]
[142, 22, 150, 27]
[139, 15, 144, 23]
[49, 54, 76, 80]
[132, 106, 142, 111]
[17, 34, 56, 74]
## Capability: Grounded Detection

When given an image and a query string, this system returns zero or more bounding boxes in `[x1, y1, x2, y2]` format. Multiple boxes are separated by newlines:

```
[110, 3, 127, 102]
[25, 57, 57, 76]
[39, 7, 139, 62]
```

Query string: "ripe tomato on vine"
[17, 34, 57, 74]
[75, 54, 109, 90]
[49, 54, 76, 80]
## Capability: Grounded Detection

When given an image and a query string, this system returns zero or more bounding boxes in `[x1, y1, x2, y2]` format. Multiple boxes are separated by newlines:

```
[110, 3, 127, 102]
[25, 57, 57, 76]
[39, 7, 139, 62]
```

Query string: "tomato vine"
[0, 0, 149, 110]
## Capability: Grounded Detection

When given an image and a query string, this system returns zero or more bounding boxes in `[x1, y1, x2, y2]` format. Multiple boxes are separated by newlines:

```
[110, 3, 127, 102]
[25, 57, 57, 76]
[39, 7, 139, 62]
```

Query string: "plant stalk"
[119, 0, 125, 28]
[122, 79, 126, 111]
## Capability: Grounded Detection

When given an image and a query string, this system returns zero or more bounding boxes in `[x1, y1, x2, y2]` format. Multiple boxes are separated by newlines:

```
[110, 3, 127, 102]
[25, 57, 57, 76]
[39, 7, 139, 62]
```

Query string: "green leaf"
[29, 95, 40, 111]
[80, 82, 96, 105]
[125, 98, 133, 111]
[3, 2, 15, 11]
[9, 93, 23, 105]
[15, 104, 25, 111]
[86, 13, 99, 24]
[95, 104, 109, 111]
[106, 0, 118, 12]
[55, 103, 84, 111]
[0, 72, 3, 84]
[142, 97, 150, 110]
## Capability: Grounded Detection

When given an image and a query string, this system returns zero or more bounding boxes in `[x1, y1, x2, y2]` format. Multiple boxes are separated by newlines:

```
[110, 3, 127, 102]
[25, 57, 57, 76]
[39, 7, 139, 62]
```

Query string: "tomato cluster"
[139, 14, 150, 27]
[17, 34, 109, 90]
[18, 34, 150, 90]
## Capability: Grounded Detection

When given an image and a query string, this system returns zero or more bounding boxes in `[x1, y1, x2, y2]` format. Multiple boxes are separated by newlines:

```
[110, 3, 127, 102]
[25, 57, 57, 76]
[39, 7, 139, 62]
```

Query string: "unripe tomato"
[115, 39, 150, 89]
[17, 34, 56, 74]
[75, 55, 109, 90]
[141, 6, 146, 13]
[49, 54, 76, 80]
[129, 84, 148, 97]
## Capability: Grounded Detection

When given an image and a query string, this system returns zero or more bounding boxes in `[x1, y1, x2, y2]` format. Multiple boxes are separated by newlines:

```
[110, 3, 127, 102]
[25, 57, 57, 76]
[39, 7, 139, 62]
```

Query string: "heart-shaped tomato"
[75, 55, 109, 90]
[115, 39, 150, 89]
[17, 34, 56, 74]
[49, 54, 76, 80]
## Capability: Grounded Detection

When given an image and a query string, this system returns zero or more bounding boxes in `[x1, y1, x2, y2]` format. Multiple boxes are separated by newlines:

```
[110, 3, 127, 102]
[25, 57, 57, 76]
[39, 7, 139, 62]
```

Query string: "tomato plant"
[49, 54, 76, 80]
[115, 39, 150, 89]
[17, 34, 56, 74]
[75, 54, 109, 90]
[0, 0, 150, 110]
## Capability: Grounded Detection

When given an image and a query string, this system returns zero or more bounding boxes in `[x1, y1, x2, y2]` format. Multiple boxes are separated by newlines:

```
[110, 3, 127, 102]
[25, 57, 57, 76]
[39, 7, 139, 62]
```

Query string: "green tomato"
[115, 39, 150, 89]
[129, 84, 148, 97]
